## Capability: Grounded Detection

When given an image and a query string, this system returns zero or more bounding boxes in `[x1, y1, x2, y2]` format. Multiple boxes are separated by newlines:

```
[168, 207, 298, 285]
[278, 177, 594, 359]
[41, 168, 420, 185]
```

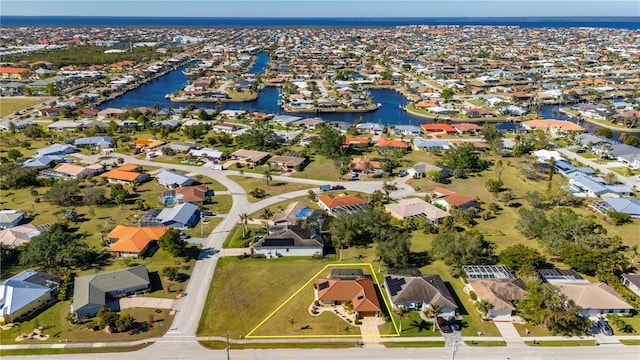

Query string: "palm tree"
[382, 181, 397, 202]
[424, 303, 442, 332]
[263, 169, 272, 185]
[394, 307, 410, 332]
[260, 207, 273, 225]
[476, 300, 493, 318]
[239, 213, 250, 238]
[363, 160, 372, 179]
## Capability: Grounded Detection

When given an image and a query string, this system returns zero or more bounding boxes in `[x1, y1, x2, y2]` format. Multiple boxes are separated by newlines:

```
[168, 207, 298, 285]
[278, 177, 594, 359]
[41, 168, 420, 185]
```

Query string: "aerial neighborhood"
[0, 19, 640, 355]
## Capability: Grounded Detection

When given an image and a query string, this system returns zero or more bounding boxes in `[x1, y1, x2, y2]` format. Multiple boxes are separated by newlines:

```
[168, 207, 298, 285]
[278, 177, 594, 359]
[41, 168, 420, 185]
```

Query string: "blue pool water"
[295, 208, 310, 218]
[165, 197, 175, 205]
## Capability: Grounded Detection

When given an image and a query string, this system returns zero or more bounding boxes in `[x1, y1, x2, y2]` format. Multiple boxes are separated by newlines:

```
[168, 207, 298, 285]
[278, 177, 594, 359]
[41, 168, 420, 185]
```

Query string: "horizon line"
[2, 15, 639, 19]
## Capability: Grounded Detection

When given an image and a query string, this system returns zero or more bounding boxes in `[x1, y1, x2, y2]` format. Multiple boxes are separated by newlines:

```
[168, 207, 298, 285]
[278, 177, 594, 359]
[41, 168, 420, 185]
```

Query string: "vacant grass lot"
[209, 194, 233, 214]
[0, 97, 52, 117]
[198, 257, 330, 339]
[0, 301, 174, 345]
[289, 155, 342, 181]
[227, 175, 316, 203]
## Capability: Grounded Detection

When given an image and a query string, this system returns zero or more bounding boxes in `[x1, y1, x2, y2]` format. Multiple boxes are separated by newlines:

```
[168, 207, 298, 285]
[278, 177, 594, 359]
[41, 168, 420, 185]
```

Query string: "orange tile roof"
[107, 225, 168, 253]
[131, 139, 165, 149]
[54, 163, 86, 176]
[175, 185, 207, 203]
[343, 137, 370, 146]
[116, 164, 140, 172]
[521, 119, 585, 131]
[443, 193, 475, 207]
[376, 138, 408, 148]
[100, 169, 142, 182]
[316, 278, 381, 313]
[415, 100, 438, 108]
[0, 67, 28, 74]
[420, 123, 456, 132]
[433, 187, 456, 196]
[317, 194, 368, 209]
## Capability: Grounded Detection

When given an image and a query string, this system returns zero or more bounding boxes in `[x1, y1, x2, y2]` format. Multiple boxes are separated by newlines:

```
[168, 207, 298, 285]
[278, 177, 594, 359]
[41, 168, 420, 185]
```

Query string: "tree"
[431, 230, 496, 276]
[263, 169, 272, 185]
[84, 187, 108, 206]
[485, 178, 502, 195]
[116, 314, 135, 333]
[309, 123, 346, 158]
[440, 88, 454, 101]
[19, 222, 91, 269]
[249, 187, 267, 199]
[45, 180, 82, 206]
[498, 244, 547, 271]
[7, 149, 22, 161]
[426, 169, 443, 183]
[64, 208, 78, 222]
[424, 303, 442, 332]
[607, 210, 631, 226]
[515, 207, 548, 239]
[260, 207, 273, 222]
[2, 164, 39, 189]
[441, 143, 486, 173]
[234, 122, 282, 151]
[603, 172, 618, 185]
[623, 135, 640, 147]
[158, 228, 187, 257]
[110, 183, 129, 208]
[394, 307, 410, 332]
[547, 157, 556, 190]
[595, 127, 613, 138]
[481, 124, 504, 153]
[161, 266, 179, 281]
[239, 213, 250, 238]
[375, 229, 411, 268]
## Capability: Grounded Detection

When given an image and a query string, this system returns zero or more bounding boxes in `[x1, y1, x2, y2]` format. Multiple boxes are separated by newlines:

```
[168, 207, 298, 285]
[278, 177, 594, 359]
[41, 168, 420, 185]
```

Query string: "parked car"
[598, 318, 613, 336]
[590, 321, 601, 336]
[331, 185, 345, 190]
[436, 316, 452, 333]
[398, 170, 408, 177]
[448, 317, 460, 332]
[200, 210, 216, 217]
[180, 232, 191, 239]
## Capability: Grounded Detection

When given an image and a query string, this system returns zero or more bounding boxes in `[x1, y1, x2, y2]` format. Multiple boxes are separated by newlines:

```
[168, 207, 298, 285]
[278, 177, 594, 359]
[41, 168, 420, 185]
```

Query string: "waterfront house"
[0, 270, 60, 323]
[420, 123, 456, 134]
[391, 125, 422, 137]
[384, 274, 457, 316]
[462, 108, 493, 118]
[253, 225, 324, 258]
[384, 198, 450, 225]
[72, 266, 150, 318]
[521, 119, 584, 137]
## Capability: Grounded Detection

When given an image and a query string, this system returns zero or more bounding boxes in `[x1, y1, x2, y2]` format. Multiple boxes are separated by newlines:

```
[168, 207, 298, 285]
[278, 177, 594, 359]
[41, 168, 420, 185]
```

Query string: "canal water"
[99, 53, 627, 140]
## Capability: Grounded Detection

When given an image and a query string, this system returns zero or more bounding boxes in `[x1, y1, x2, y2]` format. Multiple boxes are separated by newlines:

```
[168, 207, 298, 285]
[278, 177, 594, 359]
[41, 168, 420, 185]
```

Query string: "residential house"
[106, 225, 168, 258]
[0, 270, 60, 323]
[0, 210, 26, 229]
[521, 119, 585, 137]
[100, 164, 150, 185]
[315, 277, 381, 317]
[406, 161, 444, 179]
[391, 125, 422, 137]
[253, 225, 324, 258]
[593, 198, 640, 218]
[420, 123, 457, 134]
[317, 194, 369, 215]
[156, 170, 195, 188]
[0, 67, 28, 80]
[73, 136, 113, 149]
[166, 141, 197, 153]
[553, 282, 633, 316]
[188, 148, 225, 162]
[160, 185, 210, 206]
[607, 144, 640, 170]
[465, 278, 527, 317]
[356, 123, 385, 133]
[35, 144, 77, 158]
[350, 157, 384, 175]
[622, 274, 640, 297]
[343, 137, 370, 147]
[384, 198, 450, 225]
[531, 149, 565, 162]
[271, 201, 326, 226]
[140, 202, 200, 229]
[72, 266, 150, 318]
[41, 163, 105, 180]
[463, 108, 493, 118]
[569, 176, 631, 198]
[231, 149, 270, 167]
[267, 155, 307, 171]
[384, 274, 457, 316]
[0, 224, 41, 248]
[47, 121, 83, 132]
[130, 139, 165, 150]
[375, 138, 409, 152]
[412, 138, 450, 152]
[554, 160, 595, 178]
[431, 187, 478, 211]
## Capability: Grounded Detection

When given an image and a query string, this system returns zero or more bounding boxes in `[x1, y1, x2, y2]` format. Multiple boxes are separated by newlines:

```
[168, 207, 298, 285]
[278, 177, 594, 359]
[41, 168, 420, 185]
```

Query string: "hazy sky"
[3, 0, 639, 17]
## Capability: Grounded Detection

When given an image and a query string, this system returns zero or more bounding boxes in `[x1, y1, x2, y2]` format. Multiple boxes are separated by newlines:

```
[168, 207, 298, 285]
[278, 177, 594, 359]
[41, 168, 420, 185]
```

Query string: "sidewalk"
[493, 321, 526, 347]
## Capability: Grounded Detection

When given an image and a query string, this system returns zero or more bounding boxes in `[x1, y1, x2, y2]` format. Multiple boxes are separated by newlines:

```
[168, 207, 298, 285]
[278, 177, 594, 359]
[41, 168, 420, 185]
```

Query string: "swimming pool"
[295, 208, 310, 218]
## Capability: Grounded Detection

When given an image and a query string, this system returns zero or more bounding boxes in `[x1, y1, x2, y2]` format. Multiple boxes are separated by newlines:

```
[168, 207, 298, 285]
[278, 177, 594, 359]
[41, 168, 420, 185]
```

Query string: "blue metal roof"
[0, 270, 52, 317]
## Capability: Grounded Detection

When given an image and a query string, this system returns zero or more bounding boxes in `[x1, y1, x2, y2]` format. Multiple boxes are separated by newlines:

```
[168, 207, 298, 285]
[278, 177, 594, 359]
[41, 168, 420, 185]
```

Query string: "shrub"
[469, 291, 478, 301]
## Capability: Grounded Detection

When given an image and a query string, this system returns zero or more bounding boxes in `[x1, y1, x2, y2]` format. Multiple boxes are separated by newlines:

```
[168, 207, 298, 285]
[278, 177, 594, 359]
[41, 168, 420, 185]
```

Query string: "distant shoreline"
[1, 16, 638, 29]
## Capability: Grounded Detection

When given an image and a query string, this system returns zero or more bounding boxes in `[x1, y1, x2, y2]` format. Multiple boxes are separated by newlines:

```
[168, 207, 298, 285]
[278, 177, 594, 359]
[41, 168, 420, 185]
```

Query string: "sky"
[2, 0, 639, 18]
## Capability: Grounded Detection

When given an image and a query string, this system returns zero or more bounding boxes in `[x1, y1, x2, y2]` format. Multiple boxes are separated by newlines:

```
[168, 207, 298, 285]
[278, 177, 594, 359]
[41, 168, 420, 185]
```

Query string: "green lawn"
[182, 217, 223, 238]
[0, 301, 174, 345]
[228, 175, 316, 203]
[289, 155, 342, 181]
[525, 340, 598, 347]
[197, 257, 328, 339]
[392, 311, 440, 337]
[620, 339, 640, 346]
[465, 340, 507, 346]
[199, 340, 358, 349]
[222, 224, 261, 249]
[513, 323, 553, 337]
[248, 195, 320, 220]
[383, 341, 445, 347]
[0, 97, 52, 117]
[209, 194, 233, 214]
[0, 344, 149, 356]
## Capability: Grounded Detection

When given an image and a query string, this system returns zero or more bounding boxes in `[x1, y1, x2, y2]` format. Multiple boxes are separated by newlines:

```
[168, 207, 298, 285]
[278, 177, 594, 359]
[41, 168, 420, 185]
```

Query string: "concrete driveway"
[117, 297, 176, 310]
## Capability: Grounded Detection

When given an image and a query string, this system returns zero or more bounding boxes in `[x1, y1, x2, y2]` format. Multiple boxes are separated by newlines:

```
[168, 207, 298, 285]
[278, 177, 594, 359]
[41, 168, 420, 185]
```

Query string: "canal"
[99, 52, 629, 140]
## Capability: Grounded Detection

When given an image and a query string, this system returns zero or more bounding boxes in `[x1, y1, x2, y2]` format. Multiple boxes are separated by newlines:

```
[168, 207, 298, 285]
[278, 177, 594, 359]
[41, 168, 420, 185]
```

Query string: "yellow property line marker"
[245, 263, 400, 339]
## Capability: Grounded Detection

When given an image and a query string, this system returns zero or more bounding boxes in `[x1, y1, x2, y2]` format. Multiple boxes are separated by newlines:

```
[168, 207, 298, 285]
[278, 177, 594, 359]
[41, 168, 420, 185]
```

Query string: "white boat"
[165, 93, 171, 99]
[377, 103, 382, 108]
